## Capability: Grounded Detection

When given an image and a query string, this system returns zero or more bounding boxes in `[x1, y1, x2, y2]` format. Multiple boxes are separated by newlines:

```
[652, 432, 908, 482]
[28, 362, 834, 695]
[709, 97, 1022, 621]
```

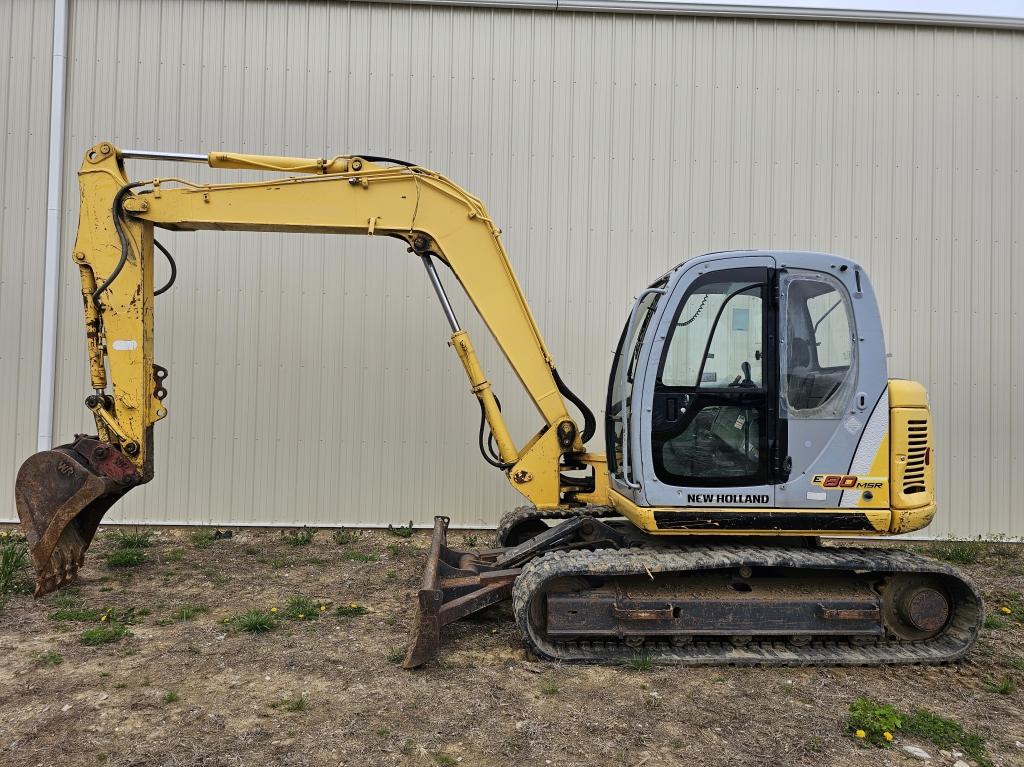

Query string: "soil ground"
[0, 526, 1022, 767]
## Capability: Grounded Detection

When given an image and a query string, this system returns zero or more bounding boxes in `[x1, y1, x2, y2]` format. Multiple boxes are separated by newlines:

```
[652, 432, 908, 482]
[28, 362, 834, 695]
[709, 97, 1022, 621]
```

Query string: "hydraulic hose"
[552, 368, 597, 444]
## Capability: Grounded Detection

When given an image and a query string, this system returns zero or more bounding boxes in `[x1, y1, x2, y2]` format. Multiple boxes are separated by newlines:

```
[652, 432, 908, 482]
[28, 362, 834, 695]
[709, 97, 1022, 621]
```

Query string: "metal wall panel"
[3, 1, 1022, 538]
[0, 1, 53, 525]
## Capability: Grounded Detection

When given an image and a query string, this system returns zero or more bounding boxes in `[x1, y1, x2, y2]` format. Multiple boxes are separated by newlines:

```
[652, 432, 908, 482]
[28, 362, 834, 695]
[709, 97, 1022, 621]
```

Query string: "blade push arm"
[73, 142, 606, 509]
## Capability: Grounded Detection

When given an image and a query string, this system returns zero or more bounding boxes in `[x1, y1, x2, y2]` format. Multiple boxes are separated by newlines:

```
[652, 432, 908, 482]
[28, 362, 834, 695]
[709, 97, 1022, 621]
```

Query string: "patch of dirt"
[0, 527, 1022, 767]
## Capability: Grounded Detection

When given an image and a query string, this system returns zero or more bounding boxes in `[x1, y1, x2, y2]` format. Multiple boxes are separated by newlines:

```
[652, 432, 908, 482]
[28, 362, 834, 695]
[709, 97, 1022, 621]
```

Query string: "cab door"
[637, 258, 782, 509]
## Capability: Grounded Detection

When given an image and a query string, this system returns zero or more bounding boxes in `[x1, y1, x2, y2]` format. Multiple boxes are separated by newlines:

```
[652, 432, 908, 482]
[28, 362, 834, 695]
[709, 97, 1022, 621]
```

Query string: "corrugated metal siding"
[0, 1, 53, 524]
[3, 1, 1022, 538]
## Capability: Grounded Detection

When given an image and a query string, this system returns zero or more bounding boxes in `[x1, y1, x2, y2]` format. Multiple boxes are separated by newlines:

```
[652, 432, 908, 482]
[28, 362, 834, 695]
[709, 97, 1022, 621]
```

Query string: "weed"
[463, 534, 478, 547]
[284, 596, 320, 621]
[332, 529, 357, 545]
[902, 709, 991, 767]
[109, 529, 152, 549]
[386, 570, 398, 580]
[236, 609, 276, 633]
[433, 754, 457, 767]
[174, 603, 208, 621]
[113, 682, 127, 689]
[1006, 657, 1024, 672]
[343, 551, 377, 563]
[625, 654, 653, 672]
[847, 698, 901, 746]
[283, 528, 316, 546]
[163, 691, 180, 704]
[32, 650, 64, 666]
[165, 548, 185, 562]
[81, 624, 131, 646]
[106, 549, 147, 568]
[387, 521, 415, 538]
[271, 695, 309, 712]
[539, 679, 560, 695]
[306, 556, 325, 566]
[375, 727, 390, 738]
[984, 676, 1017, 695]
[190, 529, 215, 549]
[929, 538, 985, 565]
[336, 603, 369, 618]
[0, 535, 29, 608]
[387, 647, 406, 664]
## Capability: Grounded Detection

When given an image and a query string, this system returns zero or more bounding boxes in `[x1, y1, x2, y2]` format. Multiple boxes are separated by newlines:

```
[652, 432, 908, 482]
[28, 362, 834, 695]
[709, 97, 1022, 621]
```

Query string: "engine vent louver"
[903, 418, 929, 495]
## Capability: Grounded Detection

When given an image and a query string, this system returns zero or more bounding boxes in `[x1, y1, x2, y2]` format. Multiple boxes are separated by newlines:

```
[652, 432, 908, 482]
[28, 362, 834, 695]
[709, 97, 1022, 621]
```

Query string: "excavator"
[15, 142, 982, 668]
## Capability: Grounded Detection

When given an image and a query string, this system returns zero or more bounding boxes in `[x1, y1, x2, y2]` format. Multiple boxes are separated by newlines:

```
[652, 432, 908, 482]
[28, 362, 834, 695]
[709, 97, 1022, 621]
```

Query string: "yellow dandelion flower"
[1000, 606, 1012, 614]
[883, 732, 893, 742]
[855, 730, 866, 739]
[101, 614, 108, 622]
[298, 614, 305, 619]
[270, 607, 278, 613]
[349, 602, 358, 609]
[319, 605, 327, 612]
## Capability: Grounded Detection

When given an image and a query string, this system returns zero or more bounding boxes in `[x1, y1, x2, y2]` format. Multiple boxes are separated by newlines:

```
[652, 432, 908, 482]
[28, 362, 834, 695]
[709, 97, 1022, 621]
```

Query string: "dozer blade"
[15, 436, 140, 597]
[403, 516, 521, 669]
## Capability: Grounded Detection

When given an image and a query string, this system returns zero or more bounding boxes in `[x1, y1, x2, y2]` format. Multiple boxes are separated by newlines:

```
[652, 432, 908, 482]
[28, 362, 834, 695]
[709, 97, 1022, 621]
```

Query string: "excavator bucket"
[15, 436, 140, 597]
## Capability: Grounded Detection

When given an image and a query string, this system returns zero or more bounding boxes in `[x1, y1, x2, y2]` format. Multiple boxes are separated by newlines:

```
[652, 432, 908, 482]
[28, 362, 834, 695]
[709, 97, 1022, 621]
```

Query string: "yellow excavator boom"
[15, 142, 606, 596]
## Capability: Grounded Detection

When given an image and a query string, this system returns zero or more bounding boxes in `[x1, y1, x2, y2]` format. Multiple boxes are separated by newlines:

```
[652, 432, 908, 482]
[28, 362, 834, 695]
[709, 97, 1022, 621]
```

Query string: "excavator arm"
[15, 142, 608, 597]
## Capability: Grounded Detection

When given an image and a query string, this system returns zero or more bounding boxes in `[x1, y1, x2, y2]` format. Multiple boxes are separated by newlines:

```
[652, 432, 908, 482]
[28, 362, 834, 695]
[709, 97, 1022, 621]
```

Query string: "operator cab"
[607, 251, 888, 525]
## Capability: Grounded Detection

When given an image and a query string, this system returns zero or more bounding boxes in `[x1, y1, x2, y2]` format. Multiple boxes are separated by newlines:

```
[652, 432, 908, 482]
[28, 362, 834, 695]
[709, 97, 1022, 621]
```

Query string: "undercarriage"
[404, 511, 983, 668]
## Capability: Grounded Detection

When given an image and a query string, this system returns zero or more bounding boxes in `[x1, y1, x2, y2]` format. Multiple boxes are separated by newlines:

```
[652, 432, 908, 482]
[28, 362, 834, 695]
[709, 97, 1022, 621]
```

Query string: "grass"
[846, 699, 991, 765]
[625, 654, 653, 672]
[387, 521, 414, 538]
[106, 549, 147, 568]
[109, 528, 152, 549]
[433, 755, 457, 767]
[539, 679, 560, 695]
[463, 534, 478, 547]
[983, 614, 1007, 630]
[901, 709, 991, 767]
[236, 609, 276, 633]
[1006, 656, 1024, 672]
[332, 529, 357, 545]
[165, 548, 185, 562]
[174, 603, 208, 621]
[32, 650, 64, 666]
[51, 592, 102, 622]
[189, 530, 215, 549]
[283, 596, 321, 621]
[928, 538, 986, 565]
[271, 695, 309, 712]
[282, 528, 316, 546]
[81, 624, 131, 646]
[336, 603, 369, 618]
[984, 676, 1017, 695]
[342, 550, 378, 563]
[0, 534, 29, 609]
[163, 691, 180, 704]
[387, 647, 406, 664]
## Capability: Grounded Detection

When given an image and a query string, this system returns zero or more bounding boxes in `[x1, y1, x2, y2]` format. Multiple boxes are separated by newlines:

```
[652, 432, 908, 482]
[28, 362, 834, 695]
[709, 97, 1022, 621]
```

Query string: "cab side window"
[783, 275, 857, 418]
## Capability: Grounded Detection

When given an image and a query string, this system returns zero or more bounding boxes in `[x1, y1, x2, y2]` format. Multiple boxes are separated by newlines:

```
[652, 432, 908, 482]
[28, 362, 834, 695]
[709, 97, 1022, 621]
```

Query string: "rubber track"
[495, 505, 618, 547]
[512, 546, 983, 666]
